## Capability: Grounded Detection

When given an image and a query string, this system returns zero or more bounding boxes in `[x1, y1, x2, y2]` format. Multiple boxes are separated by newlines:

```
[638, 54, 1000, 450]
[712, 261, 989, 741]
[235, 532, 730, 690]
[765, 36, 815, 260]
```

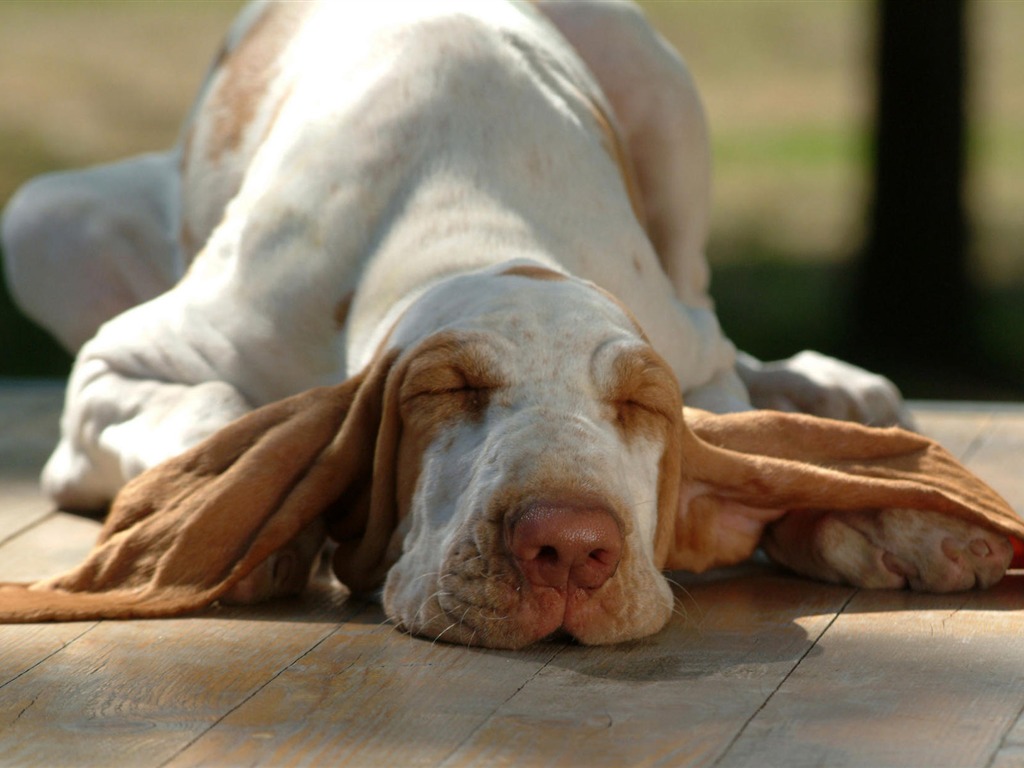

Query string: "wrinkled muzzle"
[382, 409, 675, 649]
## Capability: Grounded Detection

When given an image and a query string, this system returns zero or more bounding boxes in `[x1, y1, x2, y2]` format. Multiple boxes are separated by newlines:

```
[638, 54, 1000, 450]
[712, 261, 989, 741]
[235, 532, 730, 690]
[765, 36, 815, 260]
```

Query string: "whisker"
[431, 622, 459, 645]
[663, 574, 706, 628]
[407, 573, 440, 589]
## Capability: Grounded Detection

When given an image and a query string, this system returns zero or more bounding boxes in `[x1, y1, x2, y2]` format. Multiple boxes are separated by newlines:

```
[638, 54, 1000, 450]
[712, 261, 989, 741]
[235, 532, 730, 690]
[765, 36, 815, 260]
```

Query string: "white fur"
[2, 0, 930, 644]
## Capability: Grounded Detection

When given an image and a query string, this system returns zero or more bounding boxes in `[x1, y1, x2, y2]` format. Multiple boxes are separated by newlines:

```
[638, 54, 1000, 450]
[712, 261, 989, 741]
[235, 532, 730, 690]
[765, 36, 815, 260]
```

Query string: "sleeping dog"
[2, 0, 1017, 648]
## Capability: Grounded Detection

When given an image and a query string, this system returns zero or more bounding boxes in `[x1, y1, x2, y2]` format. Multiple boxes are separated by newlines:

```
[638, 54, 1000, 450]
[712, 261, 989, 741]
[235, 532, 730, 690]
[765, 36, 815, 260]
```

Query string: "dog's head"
[369, 264, 683, 647]
[17, 264, 1021, 644]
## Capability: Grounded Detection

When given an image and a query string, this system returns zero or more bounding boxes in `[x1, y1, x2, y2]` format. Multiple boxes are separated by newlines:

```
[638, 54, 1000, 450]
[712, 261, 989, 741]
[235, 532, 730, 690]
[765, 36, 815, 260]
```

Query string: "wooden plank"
[0, 511, 101, 581]
[958, 411, 1024, 518]
[0, 397, 1021, 768]
[0, 479, 52, 543]
[991, 711, 1024, 768]
[440, 571, 854, 767]
[0, 622, 97, 687]
[711, 581, 1024, 768]
[164, 569, 848, 768]
[711, 407, 1024, 768]
[910, 403, 992, 460]
[165, 600, 565, 767]
[959, 409, 1024, 768]
[153, 411, 1007, 768]
[0, 581, 360, 768]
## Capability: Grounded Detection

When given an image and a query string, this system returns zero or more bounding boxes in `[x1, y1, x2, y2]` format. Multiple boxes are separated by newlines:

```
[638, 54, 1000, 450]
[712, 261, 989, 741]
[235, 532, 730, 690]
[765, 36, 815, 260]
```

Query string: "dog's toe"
[222, 519, 327, 605]
[815, 508, 1013, 593]
[931, 532, 1014, 590]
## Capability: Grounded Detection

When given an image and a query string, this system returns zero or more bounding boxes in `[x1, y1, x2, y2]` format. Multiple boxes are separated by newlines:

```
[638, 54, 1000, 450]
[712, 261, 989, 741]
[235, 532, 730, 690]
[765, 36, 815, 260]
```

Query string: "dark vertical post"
[852, 0, 971, 367]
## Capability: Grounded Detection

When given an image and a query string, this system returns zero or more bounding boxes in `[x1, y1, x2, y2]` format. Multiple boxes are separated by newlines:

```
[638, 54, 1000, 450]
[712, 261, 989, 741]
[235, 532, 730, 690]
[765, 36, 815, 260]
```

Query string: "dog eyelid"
[604, 350, 681, 423]
[400, 360, 502, 405]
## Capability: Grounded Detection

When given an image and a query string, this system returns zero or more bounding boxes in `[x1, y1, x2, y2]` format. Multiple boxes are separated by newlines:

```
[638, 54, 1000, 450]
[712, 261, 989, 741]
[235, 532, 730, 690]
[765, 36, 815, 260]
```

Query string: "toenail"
[969, 539, 992, 557]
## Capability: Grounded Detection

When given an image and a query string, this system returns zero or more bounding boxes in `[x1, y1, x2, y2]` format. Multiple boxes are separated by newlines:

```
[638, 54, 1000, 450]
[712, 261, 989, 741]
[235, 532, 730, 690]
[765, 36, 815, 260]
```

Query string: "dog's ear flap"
[0, 349, 405, 622]
[659, 408, 1024, 573]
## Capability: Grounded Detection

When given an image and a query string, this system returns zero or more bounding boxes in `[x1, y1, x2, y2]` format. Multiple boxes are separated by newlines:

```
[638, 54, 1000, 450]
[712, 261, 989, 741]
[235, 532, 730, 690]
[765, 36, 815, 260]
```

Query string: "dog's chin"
[383, 565, 675, 650]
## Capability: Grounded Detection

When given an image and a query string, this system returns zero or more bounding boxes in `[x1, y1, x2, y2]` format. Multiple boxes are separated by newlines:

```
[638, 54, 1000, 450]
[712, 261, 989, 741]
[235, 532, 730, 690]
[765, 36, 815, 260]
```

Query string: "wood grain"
[442, 572, 854, 768]
[0, 582, 360, 767]
[0, 511, 101, 581]
[168, 602, 563, 767]
[2, 389, 1023, 768]
[712, 579, 1024, 767]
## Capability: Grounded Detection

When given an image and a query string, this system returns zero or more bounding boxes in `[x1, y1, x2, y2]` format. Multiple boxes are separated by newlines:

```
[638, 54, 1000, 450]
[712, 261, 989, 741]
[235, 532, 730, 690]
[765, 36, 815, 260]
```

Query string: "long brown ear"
[662, 407, 1024, 572]
[0, 349, 404, 622]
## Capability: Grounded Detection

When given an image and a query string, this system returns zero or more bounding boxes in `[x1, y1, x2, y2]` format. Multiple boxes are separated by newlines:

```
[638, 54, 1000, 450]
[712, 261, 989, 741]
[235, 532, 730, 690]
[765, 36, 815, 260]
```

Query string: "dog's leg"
[538, 1, 757, 415]
[762, 508, 1013, 591]
[43, 363, 253, 511]
[1, 152, 185, 353]
[536, 0, 713, 309]
[43, 356, 324, 603]
[736, 350, 913, 428]
[44, 362, 325, 603]
[222, 518, 329, 605]
[538, 2, 914, 427]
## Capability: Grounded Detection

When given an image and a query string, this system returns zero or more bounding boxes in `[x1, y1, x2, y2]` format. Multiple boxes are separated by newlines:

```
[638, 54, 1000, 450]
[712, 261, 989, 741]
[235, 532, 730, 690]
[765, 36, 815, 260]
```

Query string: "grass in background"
[1, 1, 1022, 397]
[0, 1, 242, 376]
[642, 0, 1024, 397]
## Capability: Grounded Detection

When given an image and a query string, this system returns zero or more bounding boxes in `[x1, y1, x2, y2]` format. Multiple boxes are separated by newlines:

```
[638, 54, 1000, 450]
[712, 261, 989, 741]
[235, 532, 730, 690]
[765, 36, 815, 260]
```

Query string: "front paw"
[737, 350, 912, 428]
[764, 508, 1013, 592]
[222, 518, 328, 605]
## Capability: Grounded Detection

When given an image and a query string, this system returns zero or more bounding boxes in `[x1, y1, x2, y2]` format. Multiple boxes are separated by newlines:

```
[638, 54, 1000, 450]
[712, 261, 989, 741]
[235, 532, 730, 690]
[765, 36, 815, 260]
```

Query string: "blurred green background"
[1, 0, 1022, 398]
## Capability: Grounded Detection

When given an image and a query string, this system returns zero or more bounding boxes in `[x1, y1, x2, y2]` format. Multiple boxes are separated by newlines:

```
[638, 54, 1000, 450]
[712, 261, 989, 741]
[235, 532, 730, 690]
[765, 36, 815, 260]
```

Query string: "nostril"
[508, 503, 623, 591]
[537, 545, 559, 564]
[589, 547, 616, 567]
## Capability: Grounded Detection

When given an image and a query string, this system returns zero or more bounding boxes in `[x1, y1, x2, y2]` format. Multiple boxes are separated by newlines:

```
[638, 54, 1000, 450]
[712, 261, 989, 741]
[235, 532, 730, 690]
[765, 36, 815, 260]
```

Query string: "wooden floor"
[2, 382, 1023, 768]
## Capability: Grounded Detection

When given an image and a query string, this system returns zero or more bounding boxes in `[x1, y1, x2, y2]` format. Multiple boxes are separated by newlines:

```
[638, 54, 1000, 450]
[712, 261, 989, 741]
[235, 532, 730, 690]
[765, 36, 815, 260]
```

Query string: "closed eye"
[402, 378, 496, 424]
[602, 347, 682, 435]
[616, 398, 671, 421]
[402, 372, 496, 404]
[399, 333, 507, 419]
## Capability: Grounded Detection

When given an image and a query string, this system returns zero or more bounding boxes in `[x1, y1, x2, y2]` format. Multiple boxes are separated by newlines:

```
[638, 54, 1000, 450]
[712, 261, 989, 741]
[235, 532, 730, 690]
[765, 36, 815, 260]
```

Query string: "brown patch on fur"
[588, 98, 646, 224]
[207, 3, 308, 163]
[399, 332, 505, 430]
[179, 222, 198, 261]
[500, 265, 568, 282]
[596, 344, 684, 573]
[391, 332, 509, 541]
[334, 292, 354, 329]
[604, 347, 682, 444]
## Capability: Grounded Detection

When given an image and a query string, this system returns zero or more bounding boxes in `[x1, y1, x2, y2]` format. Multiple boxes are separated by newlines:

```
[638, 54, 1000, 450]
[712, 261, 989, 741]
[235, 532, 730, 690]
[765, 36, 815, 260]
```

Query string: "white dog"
[2, 0, 1014, 647]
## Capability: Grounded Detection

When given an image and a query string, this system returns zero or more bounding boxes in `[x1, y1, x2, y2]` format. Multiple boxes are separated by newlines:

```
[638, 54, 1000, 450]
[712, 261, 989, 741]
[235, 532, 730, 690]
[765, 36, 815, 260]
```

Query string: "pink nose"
[508, 504, 622, 590]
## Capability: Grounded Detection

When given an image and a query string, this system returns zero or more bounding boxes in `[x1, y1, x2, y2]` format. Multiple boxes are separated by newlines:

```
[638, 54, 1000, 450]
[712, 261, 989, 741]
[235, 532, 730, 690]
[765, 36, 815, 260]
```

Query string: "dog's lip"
[425, 573, 573, 649]
[401, 495, 641, 648]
